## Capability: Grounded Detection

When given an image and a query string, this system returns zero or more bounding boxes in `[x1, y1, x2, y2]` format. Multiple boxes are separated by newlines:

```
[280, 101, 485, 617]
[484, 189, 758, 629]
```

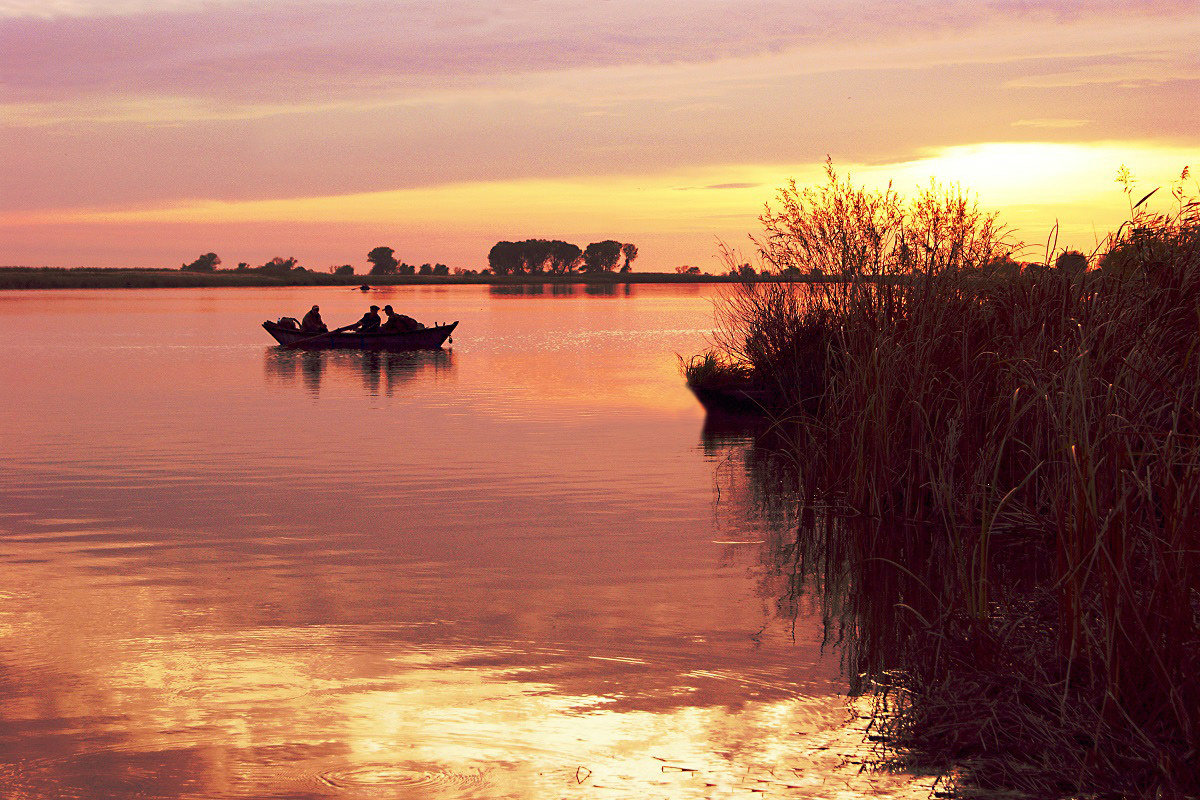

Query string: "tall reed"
[715, 164, 1200, 797]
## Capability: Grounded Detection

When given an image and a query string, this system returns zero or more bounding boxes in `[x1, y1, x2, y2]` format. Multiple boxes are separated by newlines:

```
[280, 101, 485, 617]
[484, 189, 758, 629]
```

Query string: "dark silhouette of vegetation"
[549, 241, 583, 274]
[582, 240, 623, 273]
[488, 238, 634, 275]
[620, 242, 638, 272]
[487, 241, 521, 275]
[675, 265, 701, 274]
[182, 252, 220, 272]
[729, 263, 757, 278]
[488, 239, 586, 275]
[1054, 249, 1088, 274]
[330, 264, 355, 275]
[259, 256, 302, 274]
[367, 246, 399, 275]
[699, 163, 1200, 799]
[229, 256, 305, 275]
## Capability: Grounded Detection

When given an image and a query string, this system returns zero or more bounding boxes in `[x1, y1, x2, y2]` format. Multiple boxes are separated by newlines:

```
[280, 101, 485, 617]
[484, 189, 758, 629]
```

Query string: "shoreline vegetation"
[694, 163, 1199, 798]
[0, 267, 835, 291]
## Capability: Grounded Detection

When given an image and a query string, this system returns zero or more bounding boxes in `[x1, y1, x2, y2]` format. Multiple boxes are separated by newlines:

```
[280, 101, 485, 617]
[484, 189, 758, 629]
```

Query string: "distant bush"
[182, 252, 220, 272]
[259, 256, 299, 274]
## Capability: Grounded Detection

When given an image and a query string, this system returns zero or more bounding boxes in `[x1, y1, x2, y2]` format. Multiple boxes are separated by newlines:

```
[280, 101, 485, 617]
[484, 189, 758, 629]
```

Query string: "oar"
[282, 323, 357, 349]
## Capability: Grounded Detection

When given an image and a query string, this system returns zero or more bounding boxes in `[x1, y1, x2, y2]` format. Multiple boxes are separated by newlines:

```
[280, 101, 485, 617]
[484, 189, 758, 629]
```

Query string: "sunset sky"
[1, 0, 1197, 271]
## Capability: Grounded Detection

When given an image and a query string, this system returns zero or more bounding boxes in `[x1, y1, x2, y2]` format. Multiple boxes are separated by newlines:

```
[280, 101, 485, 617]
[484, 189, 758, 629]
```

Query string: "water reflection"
[489, 283, 545, 296]
[0, 286, 932, 800]
[487, 282, 632, 297]
[701, 419, 825, 630]
[263, 348, 455, 396]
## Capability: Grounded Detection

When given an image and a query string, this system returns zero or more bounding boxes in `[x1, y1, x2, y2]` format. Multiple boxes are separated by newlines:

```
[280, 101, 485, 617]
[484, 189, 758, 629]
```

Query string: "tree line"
[181, 249, 448, 277]
[365, 247, 449, 276]
[181, 240, 638, 277]
[487, 239, 637, 275]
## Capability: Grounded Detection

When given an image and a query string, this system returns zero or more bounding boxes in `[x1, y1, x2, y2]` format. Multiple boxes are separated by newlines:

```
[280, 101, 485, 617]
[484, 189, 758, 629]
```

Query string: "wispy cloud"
[675, 182, 762, 191]
[3, 0, 1197, 104]
[1012, 118, 1090, 128]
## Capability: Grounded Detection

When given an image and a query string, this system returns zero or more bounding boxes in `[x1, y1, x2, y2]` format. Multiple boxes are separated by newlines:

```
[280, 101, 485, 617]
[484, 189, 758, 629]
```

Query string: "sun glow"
[881, 142, 1194, 205]
[3, 141, 1193, 269]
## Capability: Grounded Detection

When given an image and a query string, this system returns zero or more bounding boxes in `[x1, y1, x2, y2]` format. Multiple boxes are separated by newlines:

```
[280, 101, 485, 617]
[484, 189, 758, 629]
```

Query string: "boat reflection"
[263, 348, 455, 396]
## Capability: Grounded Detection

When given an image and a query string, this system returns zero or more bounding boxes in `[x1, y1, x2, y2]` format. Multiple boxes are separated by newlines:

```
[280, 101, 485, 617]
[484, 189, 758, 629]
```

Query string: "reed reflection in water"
[0, 286, 931, 799]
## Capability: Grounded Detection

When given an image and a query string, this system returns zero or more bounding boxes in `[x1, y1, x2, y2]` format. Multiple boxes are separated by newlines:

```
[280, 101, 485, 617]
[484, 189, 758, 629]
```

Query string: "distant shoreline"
[0, 267, 827, 290]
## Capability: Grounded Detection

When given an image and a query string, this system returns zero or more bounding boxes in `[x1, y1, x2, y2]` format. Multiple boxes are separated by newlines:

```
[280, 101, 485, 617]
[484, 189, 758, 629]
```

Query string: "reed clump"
[718, 164, 1200, 798]
[681, 350, 754, 390]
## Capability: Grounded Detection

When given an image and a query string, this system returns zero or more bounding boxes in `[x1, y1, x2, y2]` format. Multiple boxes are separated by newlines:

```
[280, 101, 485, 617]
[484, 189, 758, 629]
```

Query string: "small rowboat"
[262, 320, 458, 350]
[687, 383, 774, 416]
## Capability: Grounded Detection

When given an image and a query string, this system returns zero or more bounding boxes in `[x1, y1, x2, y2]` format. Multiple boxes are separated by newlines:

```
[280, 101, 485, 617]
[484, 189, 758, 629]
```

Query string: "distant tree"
[520, 239, 555, 273]
[582, 240, 623, 273]
[367, 246, 399, 275]
[418, 263, 432, 275]
[432, 264, 450, 276]
[331, 264, 355, 275]
[182, 252, 220, 272]
[731, 263, 756, 279]
[261, 256, 298, 273]
[488, 241, 523, 275]
[675, 265, 701, 275]
[397, 262, 415, 275]
[620, 243, 638, 273]
[548, 241, 583, 274]
[489, 239, 590, 274]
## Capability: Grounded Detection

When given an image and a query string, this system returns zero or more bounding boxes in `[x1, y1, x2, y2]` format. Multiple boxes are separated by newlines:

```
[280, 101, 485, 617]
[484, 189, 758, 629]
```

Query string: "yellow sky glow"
[8, 141, 1191, 268]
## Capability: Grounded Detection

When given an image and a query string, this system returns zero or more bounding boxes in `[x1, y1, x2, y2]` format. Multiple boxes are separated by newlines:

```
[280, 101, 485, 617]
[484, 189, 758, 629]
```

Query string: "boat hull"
[688, 384, 773, 416]
[263, 320, 458, 350]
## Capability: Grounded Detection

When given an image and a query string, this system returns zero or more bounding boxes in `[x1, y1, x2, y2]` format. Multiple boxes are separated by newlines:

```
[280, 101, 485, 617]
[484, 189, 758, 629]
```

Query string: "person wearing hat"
[380, 304, 424, 332]
[350, 305, 382, 332]
[300, 304, 328, 333]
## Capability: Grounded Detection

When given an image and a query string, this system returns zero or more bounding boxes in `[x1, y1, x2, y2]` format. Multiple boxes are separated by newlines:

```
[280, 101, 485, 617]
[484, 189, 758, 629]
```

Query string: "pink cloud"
[3, 0, 1195, 102]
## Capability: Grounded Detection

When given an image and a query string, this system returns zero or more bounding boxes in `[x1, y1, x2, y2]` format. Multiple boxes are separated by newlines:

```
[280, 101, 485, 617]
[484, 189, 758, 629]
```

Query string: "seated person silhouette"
[351, 305, 382, 332]
[300, 305, 328, 333]
[380, 305, 424, 332]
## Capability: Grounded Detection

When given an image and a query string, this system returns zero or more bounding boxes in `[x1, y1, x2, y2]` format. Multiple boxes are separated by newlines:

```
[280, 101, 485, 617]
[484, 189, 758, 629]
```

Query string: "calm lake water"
[0, 285, 927, 799]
